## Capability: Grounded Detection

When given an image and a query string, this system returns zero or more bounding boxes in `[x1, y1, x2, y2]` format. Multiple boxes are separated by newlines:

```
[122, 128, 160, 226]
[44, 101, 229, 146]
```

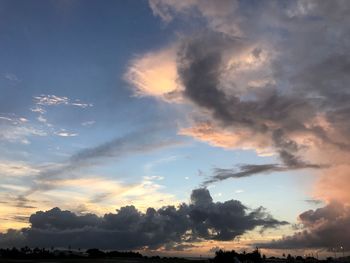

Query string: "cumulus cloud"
[0, 188, 287, 250]
[262, 165, 350, 251]
[124, 46, 183, 102]
[177, 31, 325, 171]
[141, 0, 350, 188]
[0, 174, 178, 231]
[259, 202, 350, 251]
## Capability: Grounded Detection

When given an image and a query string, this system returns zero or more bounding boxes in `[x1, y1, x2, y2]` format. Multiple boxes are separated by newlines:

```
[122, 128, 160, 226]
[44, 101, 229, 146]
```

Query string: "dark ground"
[0, 258, 208, 263]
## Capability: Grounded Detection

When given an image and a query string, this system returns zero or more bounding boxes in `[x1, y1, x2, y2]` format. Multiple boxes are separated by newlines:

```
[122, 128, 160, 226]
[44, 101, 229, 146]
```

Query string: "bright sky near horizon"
[0, 0, 349, 258]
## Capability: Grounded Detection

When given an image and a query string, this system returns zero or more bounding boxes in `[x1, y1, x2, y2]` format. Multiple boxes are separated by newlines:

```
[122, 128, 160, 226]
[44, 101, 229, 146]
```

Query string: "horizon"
[0, 0, 349, 260]
[1, 246, 345, 260]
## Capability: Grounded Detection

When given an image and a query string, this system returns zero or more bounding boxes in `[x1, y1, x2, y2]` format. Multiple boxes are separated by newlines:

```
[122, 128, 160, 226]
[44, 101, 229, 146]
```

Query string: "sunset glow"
[0, 0, 349, 259]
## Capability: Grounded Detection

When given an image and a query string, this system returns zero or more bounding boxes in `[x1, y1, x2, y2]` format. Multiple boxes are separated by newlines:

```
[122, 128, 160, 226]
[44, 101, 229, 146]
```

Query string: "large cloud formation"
[0, 189, 287, 250]
[259, 202, 350, 250]
[125, 0, 350, 251]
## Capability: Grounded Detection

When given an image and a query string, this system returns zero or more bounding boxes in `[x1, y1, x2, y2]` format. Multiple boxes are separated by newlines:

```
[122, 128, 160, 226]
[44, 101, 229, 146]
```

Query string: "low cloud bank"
[0, 188, 287, 250]
[258, 202, 350, 251]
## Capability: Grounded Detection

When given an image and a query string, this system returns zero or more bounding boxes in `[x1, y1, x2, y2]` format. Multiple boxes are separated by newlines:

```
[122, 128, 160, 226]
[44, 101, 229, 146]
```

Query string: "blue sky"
[0, 0, 349, 257]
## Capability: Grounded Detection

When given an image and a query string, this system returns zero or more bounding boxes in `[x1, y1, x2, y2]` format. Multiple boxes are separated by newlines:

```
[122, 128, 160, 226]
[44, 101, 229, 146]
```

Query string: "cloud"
[124, 46, 183, 102]
[0, 115, 47, 144]
[203, 162, 325, 186]
[0, 175, 178, 231]
[2, 73, 20, 83]
[203, 164, 285, 185]
[33, 95, 92, 108]
[176, 32, 326, 184]
[0, 188, 287, 250]
[30, 94, 92, 136]
[179, 122, 274, 156]
[149, 0, 240, 35]
[138, 1, 350, 251]
[313, 165, 350, 204]
[304, 199, 323, 206]
[177, 32, 320, 162]
[81, 120, 95, 126]
[27, 128, 183, 194]
[138, 1, 350, 186]
[0, 161, 39, 177]
[54, 129, 78, 137]
[259, 202, 350, 251]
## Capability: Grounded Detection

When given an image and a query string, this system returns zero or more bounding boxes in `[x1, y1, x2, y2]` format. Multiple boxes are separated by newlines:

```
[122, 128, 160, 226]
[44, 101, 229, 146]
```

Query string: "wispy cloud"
[0, 160, 39, 177]
[2, 72, 20, 83]
[0, 114, 46, 144]
[81, 120, 96, 126]
[54, 129, 78, 137]
[29, 94, 92, 137]
[203, 163, 325, 186]
[24, 129, 184, 196]
[33, 95, 93, 108]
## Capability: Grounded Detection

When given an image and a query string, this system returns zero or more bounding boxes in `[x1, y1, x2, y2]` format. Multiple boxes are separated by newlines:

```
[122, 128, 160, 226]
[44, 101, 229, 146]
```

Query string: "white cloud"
[0, 115, 47, 144]
[29, 95, 92, 138]
[37, 115, 47, 123]
[55, 130, 78, 137]
[0, 116, 13, 122]
[30, 106, 46, 114]
[33, 94, 93, 108]
[143, 175, 164, 181]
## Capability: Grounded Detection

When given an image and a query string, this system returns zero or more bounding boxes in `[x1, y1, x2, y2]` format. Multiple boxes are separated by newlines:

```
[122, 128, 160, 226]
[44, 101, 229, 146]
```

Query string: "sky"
[0, 0, 350, 258]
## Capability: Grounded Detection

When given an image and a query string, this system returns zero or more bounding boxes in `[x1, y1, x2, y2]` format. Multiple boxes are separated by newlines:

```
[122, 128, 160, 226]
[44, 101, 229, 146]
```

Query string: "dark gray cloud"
[203, 162, 326, 185]
[176, 14, 345, 184]
[13, 195, 37, 209]
[177, 33, 317, 171]
[0, 188, 287, 250]
[203, 164, 285, 185]
[140, 0, 350, 252]
[157, 0, 350, 251]
[258, 202, 350, 251]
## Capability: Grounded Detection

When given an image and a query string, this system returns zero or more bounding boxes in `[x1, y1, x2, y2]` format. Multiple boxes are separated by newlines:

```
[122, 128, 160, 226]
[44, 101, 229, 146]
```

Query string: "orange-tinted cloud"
[124, 46, 183, 102]
[179, 122, 274, 156]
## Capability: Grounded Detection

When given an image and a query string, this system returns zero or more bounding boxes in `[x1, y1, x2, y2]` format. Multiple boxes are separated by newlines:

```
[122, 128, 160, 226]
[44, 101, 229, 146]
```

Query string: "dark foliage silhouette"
[211, 249, 262, 263]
